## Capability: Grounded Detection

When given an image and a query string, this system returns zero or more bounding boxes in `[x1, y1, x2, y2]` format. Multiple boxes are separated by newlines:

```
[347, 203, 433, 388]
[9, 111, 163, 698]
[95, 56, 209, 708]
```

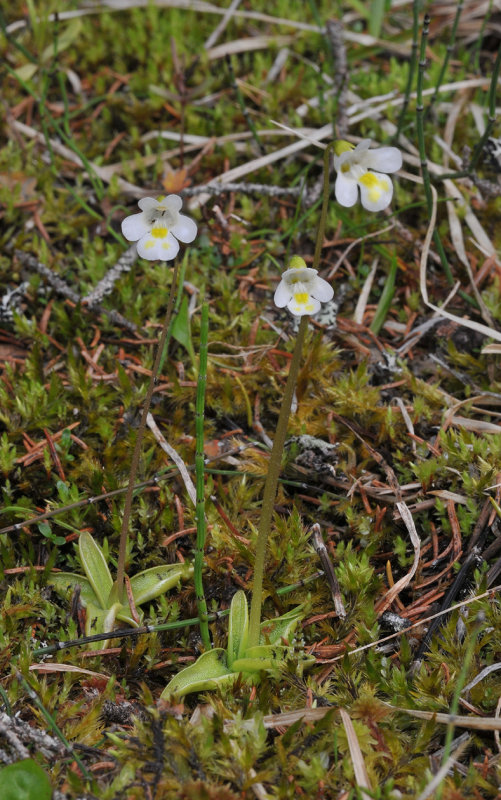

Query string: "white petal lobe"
[122, 212, 150, 242]
[335, 174, 358, 207]
[171, 214, 198, 243]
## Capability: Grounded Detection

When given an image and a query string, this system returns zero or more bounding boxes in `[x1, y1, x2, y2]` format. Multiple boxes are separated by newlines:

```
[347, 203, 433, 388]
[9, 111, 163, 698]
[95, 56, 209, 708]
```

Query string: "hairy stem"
[416, 13, 454, 286]
[116, 262, 179, 599]
[395, 0, 421, 138]
[248, 132, 333, 648]
[247, 314, 308, 648]
[194, 301, 211, 649]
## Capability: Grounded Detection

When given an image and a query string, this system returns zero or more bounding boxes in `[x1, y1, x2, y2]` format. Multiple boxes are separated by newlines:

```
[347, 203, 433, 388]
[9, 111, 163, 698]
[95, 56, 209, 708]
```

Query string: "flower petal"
[138, 197, 159, 211]
[170, 213, 198, 243]
[137, 231, 180, 261]
[274, 279, 291, 308]
[162, 194, 183, 212]
[287, 294, 320, 316]
[281, 267, 317, 284]
[334, 174, 359, 207]
[358, 171, 393, 211]
[362, 147, 402, 173]
[311, 276, 334, 303]
[354, 139, 371, 152]
[122, 212, 151, 242]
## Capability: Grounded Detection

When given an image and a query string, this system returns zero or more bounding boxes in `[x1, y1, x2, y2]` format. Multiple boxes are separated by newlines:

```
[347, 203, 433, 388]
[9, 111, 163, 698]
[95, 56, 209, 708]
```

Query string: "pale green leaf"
[161, 649, 235, 698]
[115, 604, 143, 627]
[129, 562, 193, 606]
[232, 644, 290, 674]
[48, 571, 99, 608]
[227, 590, 249, 668]
[84, 601, 120, 647]
[260, 605, 303, 646]
[171, 294, 195, 361]
[0, 758, 52, 800]
[78, 532, 112, 609]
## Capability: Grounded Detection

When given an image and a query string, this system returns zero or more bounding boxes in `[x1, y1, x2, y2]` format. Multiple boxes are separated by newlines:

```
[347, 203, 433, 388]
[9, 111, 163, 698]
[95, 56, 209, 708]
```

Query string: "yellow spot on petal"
[162, 242, 170, 249]
[294, 292, 309, 304]
[334, 140, 355, 156]
[145, 241, 155, 250]
[359, 172, 388, 202]
[151, 227, 168, 238]
[156, 195, 165, 202]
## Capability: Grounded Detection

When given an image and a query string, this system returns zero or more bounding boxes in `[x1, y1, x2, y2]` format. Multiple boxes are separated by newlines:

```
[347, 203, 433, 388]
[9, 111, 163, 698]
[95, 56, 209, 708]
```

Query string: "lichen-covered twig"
[83, 244, 138, 307]
[182, 181, 302, 198]
[15, 250, 137, 332]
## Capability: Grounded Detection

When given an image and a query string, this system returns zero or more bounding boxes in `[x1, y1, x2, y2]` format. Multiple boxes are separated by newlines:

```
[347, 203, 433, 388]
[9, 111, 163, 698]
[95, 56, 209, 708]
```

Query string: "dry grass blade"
[339, 709, 372, 796]
[376, 501, 420, 614]
[383, 704, 501, 731]
[188, 123, 333, 208]
[29, 664, 110, 679]
[147, 413, 197, 505]
[418, 178, 501, 343]
[416, 738, 470, 800]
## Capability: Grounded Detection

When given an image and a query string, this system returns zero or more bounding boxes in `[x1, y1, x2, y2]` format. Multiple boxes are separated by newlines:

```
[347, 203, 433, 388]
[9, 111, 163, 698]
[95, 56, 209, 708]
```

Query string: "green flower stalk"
[194, 300, 211, 649]
[49, 195, 198, 638]
[247, 146, 336, 649]
[115, 194, 197, 601]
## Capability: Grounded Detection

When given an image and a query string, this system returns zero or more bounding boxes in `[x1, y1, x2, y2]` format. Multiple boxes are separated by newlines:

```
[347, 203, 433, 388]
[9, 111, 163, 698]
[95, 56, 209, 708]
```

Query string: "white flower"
[121, 194, 197, 261]
[333, 139, 402, 212]
[274, 256, 333, 317]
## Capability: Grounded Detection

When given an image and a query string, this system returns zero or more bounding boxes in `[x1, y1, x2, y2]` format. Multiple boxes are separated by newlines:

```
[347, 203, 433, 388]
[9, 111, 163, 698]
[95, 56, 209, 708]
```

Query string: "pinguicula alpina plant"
[161, 135, 403, 698]
[161, 153, 339, 700]
[49, 194, 198, 643]
[333, 139, 403, 211]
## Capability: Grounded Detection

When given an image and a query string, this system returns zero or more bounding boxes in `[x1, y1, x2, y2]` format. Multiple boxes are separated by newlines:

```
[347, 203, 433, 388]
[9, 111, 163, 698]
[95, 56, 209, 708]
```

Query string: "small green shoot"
[49, 531, 193, 646]
[162, 589, 311, 698]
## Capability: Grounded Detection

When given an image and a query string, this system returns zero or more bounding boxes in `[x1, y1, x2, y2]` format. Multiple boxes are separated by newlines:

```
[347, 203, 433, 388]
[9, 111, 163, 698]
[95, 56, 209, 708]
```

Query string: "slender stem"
[427, 0, 463, 115]
[473, 0, 493, 73]
[312, 142, 335, 272]
[18, 673, 92, 779]
[157, 251, 188, 377]
[248, 315, 308, 649]
[248, 129, 334, 649]
[116, 262, 180, 599]
[469, 43, 501, 171]
[433, 42, 501, 181]
[416, 14, 454, 286]
[194, 301, 211, 649]
[436, 614, 484, 800]
[395, 0, 421, 138]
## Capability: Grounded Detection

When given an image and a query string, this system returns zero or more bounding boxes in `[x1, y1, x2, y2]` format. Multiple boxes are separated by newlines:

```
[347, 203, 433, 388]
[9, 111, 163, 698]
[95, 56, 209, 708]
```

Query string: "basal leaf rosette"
[161, 590, 313, 698]
[49, 532, 193, 646]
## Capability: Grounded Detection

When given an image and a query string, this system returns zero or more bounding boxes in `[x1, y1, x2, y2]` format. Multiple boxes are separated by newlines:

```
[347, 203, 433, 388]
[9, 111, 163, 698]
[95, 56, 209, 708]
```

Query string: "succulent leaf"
[78, 532, 113, 609]
[259, 605, 303, 646]
[47, 571, 100, 608]
[129, 562, 193, 606]
[161, 649, 235, 698]
[227, 590, 249, 668]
